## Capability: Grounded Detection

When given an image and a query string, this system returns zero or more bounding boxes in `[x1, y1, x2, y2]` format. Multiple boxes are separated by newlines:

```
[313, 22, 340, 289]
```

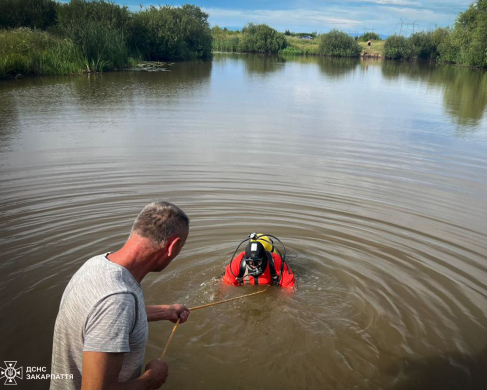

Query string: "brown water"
[1, 54, 487, 390]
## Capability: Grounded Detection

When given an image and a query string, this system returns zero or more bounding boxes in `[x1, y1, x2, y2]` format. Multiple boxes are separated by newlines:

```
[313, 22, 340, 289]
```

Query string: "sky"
[119, 0, 474, 35]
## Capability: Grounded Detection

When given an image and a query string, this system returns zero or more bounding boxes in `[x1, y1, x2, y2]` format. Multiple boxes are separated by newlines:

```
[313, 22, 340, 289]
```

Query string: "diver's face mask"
[243, 241, 267, 277]
[245, 258, 265, 277]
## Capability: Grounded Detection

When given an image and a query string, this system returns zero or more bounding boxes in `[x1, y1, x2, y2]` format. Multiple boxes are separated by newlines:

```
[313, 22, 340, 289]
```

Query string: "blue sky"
[119, 0, 474, 35]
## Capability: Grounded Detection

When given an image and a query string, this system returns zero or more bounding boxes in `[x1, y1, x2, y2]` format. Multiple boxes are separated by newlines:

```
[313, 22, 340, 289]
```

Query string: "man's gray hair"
[131, 201, 189, 246]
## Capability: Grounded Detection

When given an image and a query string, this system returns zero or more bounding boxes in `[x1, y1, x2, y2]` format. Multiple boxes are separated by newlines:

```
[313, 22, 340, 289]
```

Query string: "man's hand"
[167, 304, 190, 323]
[143, 359, 169, 389]
[146, 304, 190, 323]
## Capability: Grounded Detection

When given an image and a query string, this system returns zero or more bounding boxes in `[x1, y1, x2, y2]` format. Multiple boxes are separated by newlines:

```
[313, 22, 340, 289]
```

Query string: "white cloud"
[205, 2, 463, 34]
[205, 7, 370, 31]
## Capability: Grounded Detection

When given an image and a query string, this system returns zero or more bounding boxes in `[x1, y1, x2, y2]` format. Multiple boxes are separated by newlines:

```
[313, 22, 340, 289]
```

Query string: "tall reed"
[0, 28, 84, 78]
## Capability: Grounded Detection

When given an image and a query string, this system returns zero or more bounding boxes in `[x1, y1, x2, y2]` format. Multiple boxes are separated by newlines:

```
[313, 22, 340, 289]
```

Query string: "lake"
[1, 53, 486, 389]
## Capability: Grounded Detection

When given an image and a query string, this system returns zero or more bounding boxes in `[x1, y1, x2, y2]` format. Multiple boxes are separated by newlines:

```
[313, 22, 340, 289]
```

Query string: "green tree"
[127, 5, 212, 60]
[447, 0, 487, 67]
[0, 0, 57, 30]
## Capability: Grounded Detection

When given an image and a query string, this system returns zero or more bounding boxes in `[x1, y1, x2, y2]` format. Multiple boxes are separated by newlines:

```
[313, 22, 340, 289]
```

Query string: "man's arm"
[81, 352, 168, 390]
[145, 304, 190, 323]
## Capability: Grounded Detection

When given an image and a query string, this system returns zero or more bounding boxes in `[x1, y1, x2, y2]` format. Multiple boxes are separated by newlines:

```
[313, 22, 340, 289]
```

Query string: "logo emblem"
[0, 362, 23, 385]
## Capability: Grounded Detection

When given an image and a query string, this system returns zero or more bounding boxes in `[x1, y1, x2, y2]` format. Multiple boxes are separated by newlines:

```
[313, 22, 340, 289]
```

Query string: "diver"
[223, 233, 295, 288]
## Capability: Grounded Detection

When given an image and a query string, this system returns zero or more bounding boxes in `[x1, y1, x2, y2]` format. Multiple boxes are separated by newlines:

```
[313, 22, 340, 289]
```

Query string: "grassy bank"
[359, 41, 385, 57]
[280, 36, 319, 55]
[212, 27, 360, 57]
[0, 28, 85, 78]
[0, 0, 212, 79]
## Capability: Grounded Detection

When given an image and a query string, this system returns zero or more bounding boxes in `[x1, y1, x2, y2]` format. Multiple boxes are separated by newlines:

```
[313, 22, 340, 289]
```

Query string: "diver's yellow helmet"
[250, 234, 275, 253]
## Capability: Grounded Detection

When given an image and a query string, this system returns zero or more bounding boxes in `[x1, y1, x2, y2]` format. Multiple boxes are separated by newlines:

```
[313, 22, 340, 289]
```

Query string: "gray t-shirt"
[50, 254, 148, 389]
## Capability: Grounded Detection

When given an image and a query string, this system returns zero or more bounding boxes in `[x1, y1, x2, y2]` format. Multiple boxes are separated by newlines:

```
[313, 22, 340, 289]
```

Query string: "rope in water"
[160, 287, 269, 359]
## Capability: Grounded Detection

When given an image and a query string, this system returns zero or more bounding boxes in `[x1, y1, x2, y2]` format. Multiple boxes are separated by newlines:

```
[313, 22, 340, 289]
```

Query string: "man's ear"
[166, 236, 181, 257]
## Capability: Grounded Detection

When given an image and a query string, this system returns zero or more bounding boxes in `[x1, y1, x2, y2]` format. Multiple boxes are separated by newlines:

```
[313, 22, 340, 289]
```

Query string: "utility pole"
[399, 19, 404, 35]
[412, 20, 418, 34]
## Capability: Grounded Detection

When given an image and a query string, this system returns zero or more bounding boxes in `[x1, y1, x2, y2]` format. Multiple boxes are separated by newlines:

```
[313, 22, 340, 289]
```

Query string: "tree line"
[1, 0, 486, 79]
[212, 0, 486, 68]
[0, 0, 212, 78]
[384, 0, 487, 67]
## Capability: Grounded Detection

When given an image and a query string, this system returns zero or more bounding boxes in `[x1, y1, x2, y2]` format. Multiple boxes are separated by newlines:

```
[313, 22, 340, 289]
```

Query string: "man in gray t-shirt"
[50, 201, 190, 390]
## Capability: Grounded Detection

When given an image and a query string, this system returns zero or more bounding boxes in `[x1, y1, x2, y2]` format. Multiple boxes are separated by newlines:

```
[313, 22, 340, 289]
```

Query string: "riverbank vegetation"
[212, 24, 287, 53]
[384, 0, 486, 67]
[0, 28, 84, 77]
[359, 40, 385, 57]
[318, 30, 361, 57]
[1, 0, 486, 80]
[358, 32, 382, 42]
[0, 0, 212, 79]
[212, 0, 486, 67]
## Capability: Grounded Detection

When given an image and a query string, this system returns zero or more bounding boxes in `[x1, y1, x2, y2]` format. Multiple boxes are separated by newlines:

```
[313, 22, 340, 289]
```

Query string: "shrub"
[127, 5, 212, 60]
[359, 32, 381, 42]
[409, 31, 438, 59]
[0, 0, 57, 30]
[436, 28, 460, 64]
[318, 30, 361, 57]
[238, 23, 287, 53]
[384, 34, 413, 60]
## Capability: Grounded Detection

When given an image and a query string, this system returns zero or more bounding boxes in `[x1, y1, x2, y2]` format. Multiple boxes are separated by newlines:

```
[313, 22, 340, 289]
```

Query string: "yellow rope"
[160, 286, 269, 359]
[160, 318, 180, 359]
[189, 287, 269, 311]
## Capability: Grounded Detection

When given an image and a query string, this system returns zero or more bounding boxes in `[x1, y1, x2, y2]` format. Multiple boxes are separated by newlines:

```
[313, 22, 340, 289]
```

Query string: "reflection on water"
[243, 53, 287, 75]
[382, 61, 487, 127]
[0, 54, 486, 390]
[316, 57, 360, 79]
